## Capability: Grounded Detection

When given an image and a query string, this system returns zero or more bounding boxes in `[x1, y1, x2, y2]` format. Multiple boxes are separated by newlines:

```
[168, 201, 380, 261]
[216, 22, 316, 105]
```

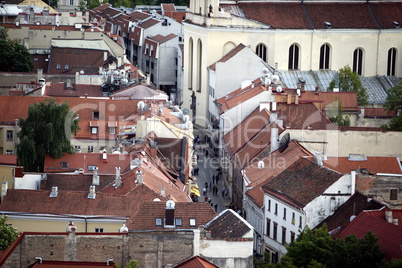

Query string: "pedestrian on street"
[214, 185, 218, 196]
[204, 195, 209, 202]
[214, 204, 218, 212]
[212, 175, 215, 184]
[209, 182, 212, 191]
[205, 150, 209, 157]
[222, 187, 226, 197]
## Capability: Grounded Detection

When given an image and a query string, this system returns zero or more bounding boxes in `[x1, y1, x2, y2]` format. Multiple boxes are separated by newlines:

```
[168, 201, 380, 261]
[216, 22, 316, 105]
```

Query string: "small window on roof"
[67, 50, 72, 54]
[61, 162, 68, 168]
[175, 218, 182, 226]
[390, 188, 398, 200]
[189, 218, 196, 226]
[82, 51, 87, 55]
[156, 218, 162, 226]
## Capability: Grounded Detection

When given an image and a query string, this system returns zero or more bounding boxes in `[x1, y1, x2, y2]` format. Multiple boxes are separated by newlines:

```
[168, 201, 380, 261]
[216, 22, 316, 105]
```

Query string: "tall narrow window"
[273, 222, 278, 241]
[188, 38, 193, 90]
[319, 43, 330, 69]
[353, 48, 364, 75]
[256, 43, 267, 62]
[197, 39, 202, 92]
[268, 199, 271, 212]
[282, 227, 286, 244]
[283, 208, 287, 220]
[288, 44, 300, 70]
[266, 218, 271, 236]
[390, 188, 398, 200]
[387, 48, 397, 76]
[274, 203, 278, 215]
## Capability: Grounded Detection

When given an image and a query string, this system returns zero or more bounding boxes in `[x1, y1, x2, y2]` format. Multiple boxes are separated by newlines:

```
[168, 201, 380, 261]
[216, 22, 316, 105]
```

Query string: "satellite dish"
[183, 114, 190, 122]
[137, 101, 145, 110]
[183, 108, 190, 115]
[262, 67, 269, 76]
[271, 75, 280, 84]
[278, 133, 290, 153]
[276, 86, 283, 93]
[257, 160, 265, 170]
[265, 78, 271, 85]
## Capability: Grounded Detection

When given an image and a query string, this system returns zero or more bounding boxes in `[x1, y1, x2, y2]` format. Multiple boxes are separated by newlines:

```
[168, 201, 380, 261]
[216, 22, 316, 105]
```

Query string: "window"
[65, 64, 69, 70]
[6, 130, 13, 141]
[273, 222, 277, 241]
[387, 48, 397, 76]
[390, 188, 398, 200]
[70, 0, 74, 5]
[290, 231, 295, 243]
[33, 58, 38, 62]
[319, 43, 330, 69]
[256, 43, 267, 62]
[75, 50, 80, 54]
[56, 64, 61, 70]
[155, 218, 162, 226]
[299, 216, 302, 228]
[151, 62, 154, 69]
[109, 127, 116, 134]
[94, 228, 104, 233]
[82, 51, 87, 55]
[150, 45, 154, 55]
[74, 145, 81, 151]
[175, 218, 182, 226]
[274, 203, 278, 215]
[91, 127, 98, 134]
[266, 218, 271, 237]
[92, 112, 99, 119]
[197, 39, 202, 92]
[59, 49, 63, 53]
[61, 162, 68, 168]
[189, 218, 196, 226]
[292, 212, 295, 225]
[282, 227, 286, 244]
[88, 146, 93, 153]
[283, 208, 286, 220]
[288, 44, 300, 70]
[6, 150, 13, 155]
[353, 48, 364, 75]
[268, 199, 271, 212]
[67, 50, 72, 54]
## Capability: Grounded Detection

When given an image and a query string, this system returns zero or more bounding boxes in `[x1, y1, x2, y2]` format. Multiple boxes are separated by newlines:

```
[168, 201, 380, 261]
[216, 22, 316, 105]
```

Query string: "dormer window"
[91, 127, 98, 134]
[189, 218, 196, 226]
[155, 218, 162, 226]
[175, 218, 182, 226]
[61, 162, 68, 168]
[93, 111, 99, 119]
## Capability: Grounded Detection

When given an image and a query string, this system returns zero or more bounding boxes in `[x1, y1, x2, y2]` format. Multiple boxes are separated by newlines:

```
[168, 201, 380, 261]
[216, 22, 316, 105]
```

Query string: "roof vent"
[348, 154, 367, 161]
[324, 21, 332, 29]
[50, 186, 58, 197]
[88, 185, 96, 199]
[393, 21, 400, 28]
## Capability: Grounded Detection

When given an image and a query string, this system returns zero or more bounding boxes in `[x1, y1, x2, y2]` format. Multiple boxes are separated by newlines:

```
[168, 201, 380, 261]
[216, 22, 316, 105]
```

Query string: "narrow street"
[192, 143, 231, 214]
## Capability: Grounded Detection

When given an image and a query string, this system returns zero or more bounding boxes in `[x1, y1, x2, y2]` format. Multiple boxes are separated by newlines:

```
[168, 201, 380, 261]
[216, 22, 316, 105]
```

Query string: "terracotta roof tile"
[245, 179, 270, 209]
[299, 91, 358, 112]
[45, 83, 104, 97]
[323, 156, 402, 175]
[364, 107, 397, 118]
[40, 173, 115, 192]
[161, 4, 176, 13]
[315, 191, 385, 236]
[338, 209, 402, 260]
[0, 154, 17, 165]
[262, 157, 342, 208]
[173, 255, 219, 268]
[369, 3, 402, 29]
[127, 201, 216, 230]
[139, 18, 160, 29]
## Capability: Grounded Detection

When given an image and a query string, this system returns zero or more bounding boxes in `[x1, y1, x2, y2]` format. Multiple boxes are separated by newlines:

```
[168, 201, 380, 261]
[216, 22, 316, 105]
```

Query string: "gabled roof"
[112, 84, 168, 100]
[91, 3, 111, 12]
[40, 173, 115, 192]
[322, 156, 402, 175]
[245, 140, 313, 189]
[262, 157, 343, 208]
[208, 43, 247, 71]
[126, 201, 217, 230]
[245, 178, 271, 209]
[206, 209, 252, 240]
[315, 191, 385, 236]
[173, 255, 219, 268]
[338, 209, 402, 260]
[139, 18, 160, 29]
[148, 33, 178, 44]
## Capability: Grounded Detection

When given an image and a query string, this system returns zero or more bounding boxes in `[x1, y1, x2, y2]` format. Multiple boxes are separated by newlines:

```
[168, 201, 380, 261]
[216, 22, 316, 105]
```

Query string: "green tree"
[328, 100, 350, 127]
[17, 99, 80, 172]
[0, 32, 34, 72]
[381, 82, 402, 131]
[328, 65, 369, 106]
[0, 216, 19, 251]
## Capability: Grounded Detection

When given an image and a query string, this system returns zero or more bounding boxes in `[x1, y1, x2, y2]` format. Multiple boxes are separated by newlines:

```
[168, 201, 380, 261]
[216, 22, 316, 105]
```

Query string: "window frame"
[94, 228, 104, 233]
[319, 43, 330, 70]
[387, 48, 397, 76]
[256, 43, 267, 62]
[353, 48, 364, 75]
[6, 130, 13, 141]
[288, 43, 300, 70]
[390, 188, 398, 200]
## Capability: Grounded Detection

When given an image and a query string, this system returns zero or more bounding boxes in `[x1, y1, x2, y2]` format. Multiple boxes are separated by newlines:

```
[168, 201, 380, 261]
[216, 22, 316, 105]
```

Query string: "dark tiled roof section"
[299, 91, 358, 113]
[40, 174, 115, 192]
[276, 102, 335, 130]
[206, 209, 251, 240]
[262, 157, 342, 208]
[92, 3, 112, 12]
[245, 140, 313, 189]
[303, 3, 378, 29]
[369, 3, 402, 29]
[139, 18, 160, 29]
[315, 191, 385, 236]
[208, 43, 246, 71]
[338, 210, 402, 260]
[128, 11, 151, 22]
[164, 12, 185, 23]
[173, 255, 219, 268]
[149, 33, 177, 44]
[127, 202, 217, 230]
[323, 156, 402, 175]
[238, 3, 313, 29]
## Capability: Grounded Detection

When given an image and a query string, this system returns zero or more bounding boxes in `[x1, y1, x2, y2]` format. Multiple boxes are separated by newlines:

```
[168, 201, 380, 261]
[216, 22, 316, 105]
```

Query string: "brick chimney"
[385, 210, 393, 223]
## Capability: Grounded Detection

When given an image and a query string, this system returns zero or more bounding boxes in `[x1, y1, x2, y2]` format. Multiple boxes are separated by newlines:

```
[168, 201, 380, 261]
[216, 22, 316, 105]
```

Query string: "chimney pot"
[50, 186, 58, 197]
[88, 185, 96, 199]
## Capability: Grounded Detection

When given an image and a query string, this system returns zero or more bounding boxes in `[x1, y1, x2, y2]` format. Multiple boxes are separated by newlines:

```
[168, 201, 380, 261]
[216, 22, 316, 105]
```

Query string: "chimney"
[165, 117, 170, 123]
[385, 210, 393, 223]
[116, 167, 121, 178]
[161, 187, 166, 197]
[350, 170, 356, 194]
[66, 221, 77, 233]
[392, 218, 399, 226]
[314, 151, 326, 166]
[206, 230, 212, 238]
[270, 102, 278, 123]
[295, 94, 299, 105]
[50, 186, 58, 197]
[119, 223, 128, 233]
[92, 167, 99, 186]
[270, 127, 279, 153]
[150, 141, 157, 159]
[2, 180, 8, 200]
[136, 170, 143, 184]
[102, 150, 108, 162]
[114, 176, 122, 188]
[88, 185, 96, 199]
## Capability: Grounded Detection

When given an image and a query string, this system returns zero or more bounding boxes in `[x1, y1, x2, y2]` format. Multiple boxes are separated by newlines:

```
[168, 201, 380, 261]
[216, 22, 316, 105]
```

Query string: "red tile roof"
[262, 157, 342, 208]
[126, 201, 217, 230]
[139, 18, 160, 29]
[161, 4, 176, 13]
[208, 43, 247, 71]
[206, 209, 252, 240]
[44, 83, 104, 98]
[40, 173, 115, 192]
[173, 255, 219, 268]
[338, 209, 402, 260]
[323, 156, 402, 175]
[0, 154, 17, 165]
[30, 260, 118, 267]
[299, 91, 358, 113]
[364, 107, 397, 118]
[149, 33, 178, 44]
[245, 140, 313, 190]
[315, 191, 385, 236]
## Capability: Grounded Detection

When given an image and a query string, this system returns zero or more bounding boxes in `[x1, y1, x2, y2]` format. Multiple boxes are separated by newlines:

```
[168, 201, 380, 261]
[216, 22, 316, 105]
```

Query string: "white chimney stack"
[50, 186, 58, 197]
[114, 176, 122, 188]
[88, 185, 96, 199]
[161, 187, 166, 197]
[270, 127, 279, 152]
[92, 167, 99, 186]
[2, 180, 8, 200]
[116, 167, 121, 178]
[136, 170, 143, 184]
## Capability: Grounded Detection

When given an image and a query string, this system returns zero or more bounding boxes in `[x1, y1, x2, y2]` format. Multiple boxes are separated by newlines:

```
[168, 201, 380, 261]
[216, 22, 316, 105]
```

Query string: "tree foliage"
[328, 100, 350, 127]
[0, 26, 33, 73]
[381, 82, 402, 131]
[328, 65, 369, 106]
[272, 225, 386, 268]
[0, 216, 19, 251]
[17, 99, 80, 172]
